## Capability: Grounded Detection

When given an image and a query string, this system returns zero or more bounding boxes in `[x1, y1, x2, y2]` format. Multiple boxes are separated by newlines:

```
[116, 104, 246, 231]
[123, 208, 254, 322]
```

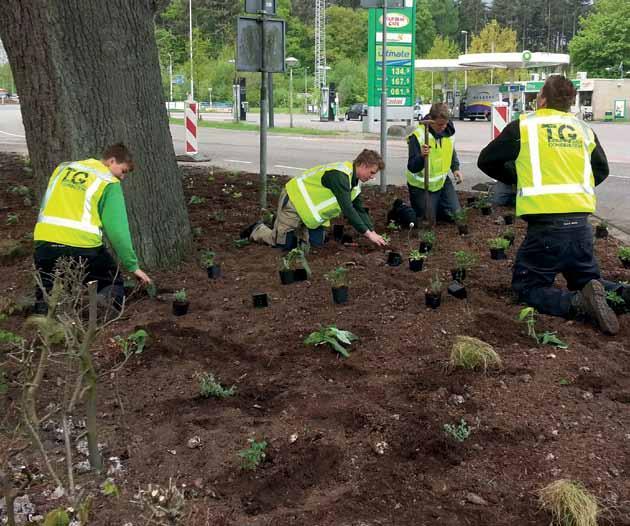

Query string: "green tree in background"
[429, 0, 459, 40]
[568, 0, 630, 77]
[415, 0, 436, 56]
[326, 7, 368, 64]
[415, 35, 461, 102]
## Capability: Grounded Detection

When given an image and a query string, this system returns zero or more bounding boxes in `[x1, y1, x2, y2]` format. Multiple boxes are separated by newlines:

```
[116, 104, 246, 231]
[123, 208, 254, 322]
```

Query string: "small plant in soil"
[419, 230, 436, 253]
[239, 438, 268, 471]
[605, 290, 625, 314]
[618, 246, 630, 268]
[449, 208, 469, 234]
[201, 249, 221, 278]
[449, 336, 502, 372]
[502, 227, 515, 246]
[192, 226, 203, 238]
[452, 250, 477, 282]
[387, 220, 400, 231]
[381, 232, 391, 245]
[9, 185, 30, 196]
[325, 267, 350, 303]
[537, 479, 599, 526]
[233, 238, 251, 248]
[6, 213, 18, 225]
[425, 273, 443, 309]
[189, 195, 205, 205]
[488, 237, 510, 259]
[408, 249, 426, 272]
[278, 255, 295, 284]
[304, 326, 358, 358]
[113, 329, 149, 360]
[443, 418, 472, 442]
[139, 479, 185, 524]
[474, 193, 492, 214]
[232, 191, 243, 199]
[518, 307, 568, 349]
[197, 372, 236, 399]
[286, 247, 312, 279]
[172, 289, 189, 315]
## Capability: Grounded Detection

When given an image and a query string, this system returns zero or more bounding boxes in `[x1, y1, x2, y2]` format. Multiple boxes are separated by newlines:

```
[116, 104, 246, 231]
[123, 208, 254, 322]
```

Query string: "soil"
[1, 152, 630, 526]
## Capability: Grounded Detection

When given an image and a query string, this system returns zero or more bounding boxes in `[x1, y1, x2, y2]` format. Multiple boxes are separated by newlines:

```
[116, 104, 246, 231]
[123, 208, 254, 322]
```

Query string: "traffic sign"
[173, 75, 185, 85]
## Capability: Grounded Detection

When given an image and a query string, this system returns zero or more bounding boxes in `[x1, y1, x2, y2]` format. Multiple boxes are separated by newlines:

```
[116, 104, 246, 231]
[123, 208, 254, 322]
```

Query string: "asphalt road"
[2, 105, 630, 232]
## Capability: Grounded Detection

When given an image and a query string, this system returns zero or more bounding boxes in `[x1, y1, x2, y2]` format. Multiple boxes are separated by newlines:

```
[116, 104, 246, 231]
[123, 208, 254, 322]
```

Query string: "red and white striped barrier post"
[491, 101, 510, 139]
[185, 100, 198, 155]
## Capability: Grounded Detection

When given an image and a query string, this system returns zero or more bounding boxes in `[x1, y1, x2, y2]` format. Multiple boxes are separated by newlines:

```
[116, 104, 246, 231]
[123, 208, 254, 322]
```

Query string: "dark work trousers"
[512, 217, 620, 318]
[408, 177, 461, 223]
[34, 243, 125, 312]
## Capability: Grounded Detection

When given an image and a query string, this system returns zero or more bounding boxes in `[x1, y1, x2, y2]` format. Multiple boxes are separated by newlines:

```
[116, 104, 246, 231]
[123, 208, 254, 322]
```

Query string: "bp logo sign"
[522, 50, 532, 62]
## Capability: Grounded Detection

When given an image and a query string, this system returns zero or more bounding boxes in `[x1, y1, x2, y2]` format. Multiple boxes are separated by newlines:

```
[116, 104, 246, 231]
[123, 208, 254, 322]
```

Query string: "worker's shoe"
[571, 280, 619, 335]
[240, 221, 262, 240]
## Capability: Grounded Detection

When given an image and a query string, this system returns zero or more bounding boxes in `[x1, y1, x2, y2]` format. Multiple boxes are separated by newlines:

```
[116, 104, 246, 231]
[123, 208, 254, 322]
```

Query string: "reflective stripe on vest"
[405, 128, 454, 191]
[34, 159, 118, 247]
[285, 162, 360, 229]
[515, 110, 596, 216]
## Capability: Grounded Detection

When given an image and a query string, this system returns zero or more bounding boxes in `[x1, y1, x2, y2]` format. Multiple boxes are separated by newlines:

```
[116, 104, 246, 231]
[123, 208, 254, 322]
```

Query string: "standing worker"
[33, 143, 152, 313]
[243, 149, 388, 249]
[478, 75, 627, 334]
[406, 103, 464, 223]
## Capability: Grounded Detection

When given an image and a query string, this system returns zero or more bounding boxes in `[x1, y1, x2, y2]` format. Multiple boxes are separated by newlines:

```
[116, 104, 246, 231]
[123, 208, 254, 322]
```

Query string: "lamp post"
[208, 87, 212, 107]
[228, 59, 238, 122]
[461, 30, 468, 90]
[188, 0, 194, 100]
[168, 52, 173, 117]
[286, 56, 299, 128]
[304, 66, 309, 113]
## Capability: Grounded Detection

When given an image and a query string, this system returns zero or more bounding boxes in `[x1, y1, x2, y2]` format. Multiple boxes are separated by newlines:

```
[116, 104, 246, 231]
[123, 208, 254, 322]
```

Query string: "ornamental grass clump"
[449, 336, 502, 372]
[538, 479, 599, 526]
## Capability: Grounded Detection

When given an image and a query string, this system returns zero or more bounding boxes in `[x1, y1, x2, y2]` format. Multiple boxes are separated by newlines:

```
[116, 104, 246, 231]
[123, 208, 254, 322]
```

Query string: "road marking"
[275, 165, 305, 171]
[609, 174, 630, 180]
[224, 159, 252, 164]
[0, 130, 25, 138]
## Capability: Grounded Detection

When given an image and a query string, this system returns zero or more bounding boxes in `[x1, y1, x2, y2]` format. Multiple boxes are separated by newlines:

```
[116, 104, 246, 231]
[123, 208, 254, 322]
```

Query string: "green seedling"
[43, 508, 70, 526]
[212, 211, 226, 223]
[449, 207, 468, 224]
[304, 326, 358, 358]
[454, 250, 477, 271]
[538, 479, 599, 526]
[421, 230, 436, 245]
[488, 237, 510, 250]
[197, 372, 236, 399]
[387, 220, 400, 231]
[618, 246, 630, 262]
[9, 185, 30, 196]
[6, 213, 18, 225]
[429, 273, 443, 295]
[192, 226, 203, 238]
[200, 250, 216, 267]
[113, 329, 149, 359]
[559, 378, 572, 386]
[598, 220, 608, 229]
[146, 282, 158, 298]
[102, 478, 121, 497]
[286, 247, 312, 277]
[233, 238, 251, 248]
[409, 249, 426, 262]
[232, 192, 243, 199]
[474, 193, 491, 209]
[502, 228, 515, 242]
[239, 439, 267, 470]
[189, 195, 205, 205]
[518, 307, 568, 348]
[173, 289, 187, 302]
[381, 232, 391, 244]
[606, 290, 625, 307]
[324, 267, 349, 288]
[443, 418, 472, 442]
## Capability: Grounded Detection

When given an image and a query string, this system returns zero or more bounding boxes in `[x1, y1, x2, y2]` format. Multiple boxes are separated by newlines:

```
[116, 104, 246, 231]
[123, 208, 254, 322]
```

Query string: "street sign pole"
[379, 2, 387, 193]
[260, 10, 268, 209]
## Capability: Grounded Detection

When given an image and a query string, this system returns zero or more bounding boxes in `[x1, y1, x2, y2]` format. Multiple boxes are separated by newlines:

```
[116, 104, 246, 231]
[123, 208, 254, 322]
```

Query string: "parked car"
[413, 103, 432, 121]
[345, 103, 368, 121]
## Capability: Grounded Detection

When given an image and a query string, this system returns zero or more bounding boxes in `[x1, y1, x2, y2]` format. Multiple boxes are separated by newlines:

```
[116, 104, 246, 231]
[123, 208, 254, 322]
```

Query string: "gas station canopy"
[414, 59, 483, 72]
[458, 52, 570, 69]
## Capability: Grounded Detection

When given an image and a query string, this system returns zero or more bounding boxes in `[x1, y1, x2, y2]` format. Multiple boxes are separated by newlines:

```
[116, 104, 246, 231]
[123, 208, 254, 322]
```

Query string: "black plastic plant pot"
[595, 226, 608, 239]
[457, 223, 469, 236]
[451, 268, 466, 282]
[419, 241, 433, 254]
[341, 234, 354, 244]
[207, 265, 221, 279]
[279, 269, 295, 285]
[332, 286, 349, 304]
[490, 248, 507, 260]
[252, 293, 269, 308]
[425, 292, 442, 309]
[503, 214, 514, 225]
[466, 196, 477, 206]
[333, 224, 345, 241]
[481, 206, 493, 216]
[409, 259, 424, 272]
[172, 300, 189, 316]
[293, 268, 308, 281]
[621, 258, 630, 269]
[448, 281, 467, 300]
[387, 251, 403, 266]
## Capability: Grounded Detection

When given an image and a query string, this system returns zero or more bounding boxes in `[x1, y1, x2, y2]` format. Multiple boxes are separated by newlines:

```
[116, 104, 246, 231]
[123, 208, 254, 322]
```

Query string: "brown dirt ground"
[1, 152, 630, 526]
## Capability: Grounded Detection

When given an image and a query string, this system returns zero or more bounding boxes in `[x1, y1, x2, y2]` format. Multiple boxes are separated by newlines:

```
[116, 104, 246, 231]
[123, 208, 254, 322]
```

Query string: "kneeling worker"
[246, 149, 388, 248]
[34, 143, 152, 312]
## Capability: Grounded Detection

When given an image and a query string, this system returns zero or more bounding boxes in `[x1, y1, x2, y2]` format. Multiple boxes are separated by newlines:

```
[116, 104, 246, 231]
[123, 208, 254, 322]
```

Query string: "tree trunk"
[0, 0, 191, 268]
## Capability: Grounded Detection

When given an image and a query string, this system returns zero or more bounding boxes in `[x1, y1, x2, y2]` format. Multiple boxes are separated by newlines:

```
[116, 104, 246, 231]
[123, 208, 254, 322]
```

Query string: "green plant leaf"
[102, 478, 121, 497]
[329, 327, 358, 345]
[43, 508, 70, 526]
[538, 331, 568, 349]
[518, 307, 535, 321]
[326, 337, 350, 358]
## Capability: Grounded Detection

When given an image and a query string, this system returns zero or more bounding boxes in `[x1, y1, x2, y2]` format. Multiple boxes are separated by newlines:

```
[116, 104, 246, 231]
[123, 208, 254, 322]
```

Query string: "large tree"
[0, 1, 191, 268]
[569, 0, 630, 76]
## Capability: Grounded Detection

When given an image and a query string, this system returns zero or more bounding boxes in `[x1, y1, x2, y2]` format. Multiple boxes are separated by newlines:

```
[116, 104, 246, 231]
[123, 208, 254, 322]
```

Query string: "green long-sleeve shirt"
[321, 169, 373, 234]
[98, 184, 139, 272]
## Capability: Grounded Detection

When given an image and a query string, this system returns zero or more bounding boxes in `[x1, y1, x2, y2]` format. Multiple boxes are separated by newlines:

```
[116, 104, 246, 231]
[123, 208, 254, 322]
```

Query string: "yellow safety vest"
[515, 109, 596, 216]
[34, 158, 119, 247]
[285, 162, 361, 229]
[406, 127, 454, 191]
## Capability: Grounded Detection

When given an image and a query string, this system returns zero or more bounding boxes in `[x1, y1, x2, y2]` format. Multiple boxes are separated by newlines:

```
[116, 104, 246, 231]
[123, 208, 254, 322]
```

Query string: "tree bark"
[0, 0, 191, 268]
